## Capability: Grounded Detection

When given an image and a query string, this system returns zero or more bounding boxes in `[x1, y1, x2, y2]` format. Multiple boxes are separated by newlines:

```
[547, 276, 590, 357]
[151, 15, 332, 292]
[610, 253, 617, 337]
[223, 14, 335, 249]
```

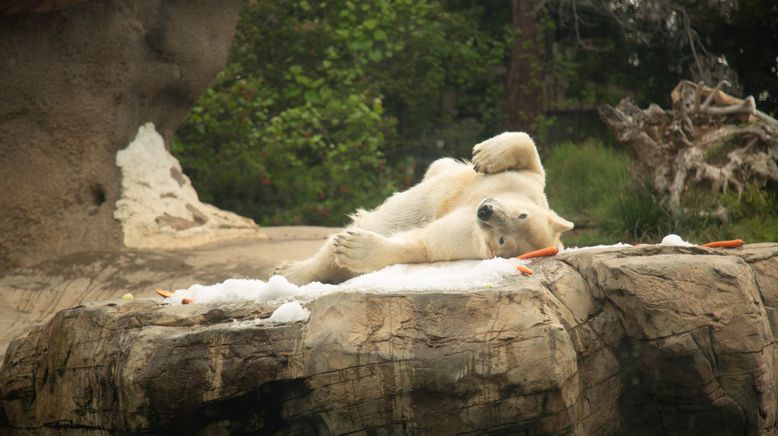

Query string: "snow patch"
[165, 276, 335, 306]
[562, 243, 633, 253]
[338, 258, 523, 292]
[162, 234, 699, 323]
[226, 301, 313, 326]
[563, 234, 697, 253]
[163, 258, 534, 322]
[269, 301, 311, 322]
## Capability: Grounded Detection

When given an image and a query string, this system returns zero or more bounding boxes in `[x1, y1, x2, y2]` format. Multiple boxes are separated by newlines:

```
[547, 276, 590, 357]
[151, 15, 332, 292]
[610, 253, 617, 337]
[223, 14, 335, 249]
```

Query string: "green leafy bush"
[172, 0, 509, 225]
[171, 0, 775, 240]
[172, 72, 405, 225]
[544, 140, 631, 240]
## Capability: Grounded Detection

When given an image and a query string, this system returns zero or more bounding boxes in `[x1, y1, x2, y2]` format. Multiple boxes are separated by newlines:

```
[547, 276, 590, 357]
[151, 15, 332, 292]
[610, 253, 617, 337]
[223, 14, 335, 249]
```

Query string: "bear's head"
[475, 194, 574, 257]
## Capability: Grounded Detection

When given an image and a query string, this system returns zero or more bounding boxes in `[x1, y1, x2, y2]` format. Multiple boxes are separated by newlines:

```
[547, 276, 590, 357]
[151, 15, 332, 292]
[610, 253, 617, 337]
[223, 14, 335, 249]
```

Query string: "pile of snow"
[659, 234, 694, 246]
[225, 301, 311, 328]
[162, 257, 533, 322]
[268, 301, 311, 322]
[164, 275, 334, 306]
[161, 234, 698, 323]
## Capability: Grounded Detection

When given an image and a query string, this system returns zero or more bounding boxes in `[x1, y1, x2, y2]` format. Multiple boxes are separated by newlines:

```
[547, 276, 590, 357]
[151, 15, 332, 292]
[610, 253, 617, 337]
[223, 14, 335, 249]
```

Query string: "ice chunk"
[660, 234, 694, 246]
[268, 301, 310, 323]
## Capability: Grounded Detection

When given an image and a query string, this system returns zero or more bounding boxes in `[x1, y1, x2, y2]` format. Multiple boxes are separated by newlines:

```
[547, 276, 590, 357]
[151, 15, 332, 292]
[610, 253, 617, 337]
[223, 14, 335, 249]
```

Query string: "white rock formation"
[114, 123, 264, 249]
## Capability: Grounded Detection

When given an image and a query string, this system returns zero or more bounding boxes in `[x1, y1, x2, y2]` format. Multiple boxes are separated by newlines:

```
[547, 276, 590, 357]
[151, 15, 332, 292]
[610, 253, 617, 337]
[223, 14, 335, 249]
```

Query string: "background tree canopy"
[173, 0, 777, 243]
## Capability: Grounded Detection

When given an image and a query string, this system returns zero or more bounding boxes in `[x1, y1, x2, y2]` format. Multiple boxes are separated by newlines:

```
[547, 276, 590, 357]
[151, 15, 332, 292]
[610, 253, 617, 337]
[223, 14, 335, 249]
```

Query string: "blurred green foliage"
[173, 0, 510, 225]
[172, 0, 776, 243]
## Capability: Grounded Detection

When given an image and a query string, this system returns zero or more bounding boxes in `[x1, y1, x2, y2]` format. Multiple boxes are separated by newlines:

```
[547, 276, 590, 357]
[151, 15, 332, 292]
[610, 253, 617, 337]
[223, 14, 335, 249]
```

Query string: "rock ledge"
[1, 244, 777, 434]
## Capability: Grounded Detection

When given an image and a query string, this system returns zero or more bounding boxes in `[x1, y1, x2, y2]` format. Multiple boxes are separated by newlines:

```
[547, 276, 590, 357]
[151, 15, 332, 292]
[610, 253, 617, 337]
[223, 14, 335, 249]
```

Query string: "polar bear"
[277, 131, 574, 285]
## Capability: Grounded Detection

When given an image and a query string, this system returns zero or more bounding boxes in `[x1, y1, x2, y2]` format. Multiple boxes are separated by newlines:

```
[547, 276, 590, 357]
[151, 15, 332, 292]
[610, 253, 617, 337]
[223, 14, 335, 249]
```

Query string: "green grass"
[544, 139, 777, 247]
[545, 140, 631, 225]
[545, 139, 634, 245]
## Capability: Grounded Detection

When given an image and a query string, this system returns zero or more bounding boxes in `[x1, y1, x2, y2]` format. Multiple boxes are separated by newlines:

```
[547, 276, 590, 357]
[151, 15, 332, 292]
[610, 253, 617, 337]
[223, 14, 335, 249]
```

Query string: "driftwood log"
[2, 244, 778, 434]
[599, 80, 778, 216]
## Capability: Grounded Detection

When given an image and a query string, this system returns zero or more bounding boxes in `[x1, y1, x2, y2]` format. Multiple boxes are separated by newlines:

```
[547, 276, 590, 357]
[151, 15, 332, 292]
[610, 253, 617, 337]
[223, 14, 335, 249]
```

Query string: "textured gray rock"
[1, 244, 777, 434]
[0, 0, 243, 271]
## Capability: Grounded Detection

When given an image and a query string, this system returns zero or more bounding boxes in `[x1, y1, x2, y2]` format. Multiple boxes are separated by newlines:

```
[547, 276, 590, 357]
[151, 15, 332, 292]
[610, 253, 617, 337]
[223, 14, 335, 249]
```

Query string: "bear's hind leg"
[275, 234, 355, 285]
[423, 157, 462, 181]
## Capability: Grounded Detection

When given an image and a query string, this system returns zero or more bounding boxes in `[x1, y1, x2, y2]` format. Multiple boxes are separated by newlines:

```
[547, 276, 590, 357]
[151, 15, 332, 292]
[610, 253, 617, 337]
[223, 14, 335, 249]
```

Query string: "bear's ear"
[549, 211, 574, 233]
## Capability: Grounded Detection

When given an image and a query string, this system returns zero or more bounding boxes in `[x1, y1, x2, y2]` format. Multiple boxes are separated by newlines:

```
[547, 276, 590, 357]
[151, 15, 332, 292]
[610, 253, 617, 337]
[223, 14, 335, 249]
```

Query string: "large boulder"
[2, 244, 777, 434]
[0, 0, 248, 272]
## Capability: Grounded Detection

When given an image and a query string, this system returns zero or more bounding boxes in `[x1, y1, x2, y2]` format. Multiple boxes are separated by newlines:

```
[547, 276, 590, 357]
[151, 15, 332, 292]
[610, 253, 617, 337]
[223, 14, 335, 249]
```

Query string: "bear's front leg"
[333, 208, 484, 273]
[472, 131, 544, 177]
[333, 228, 426, 273]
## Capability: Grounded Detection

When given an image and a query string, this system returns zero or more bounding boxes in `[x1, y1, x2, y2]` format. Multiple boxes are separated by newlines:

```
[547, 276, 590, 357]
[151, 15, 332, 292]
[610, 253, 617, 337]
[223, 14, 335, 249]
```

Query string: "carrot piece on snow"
[517, 246, 559, 260]
[516, 265, 534, 276]
[155, 289, 174, 298]
[701, 239, 744, 248]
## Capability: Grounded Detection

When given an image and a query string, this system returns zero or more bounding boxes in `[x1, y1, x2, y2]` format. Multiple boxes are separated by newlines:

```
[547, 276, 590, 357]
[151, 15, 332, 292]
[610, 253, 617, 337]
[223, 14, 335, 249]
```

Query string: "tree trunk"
[507, 0, 545, 133]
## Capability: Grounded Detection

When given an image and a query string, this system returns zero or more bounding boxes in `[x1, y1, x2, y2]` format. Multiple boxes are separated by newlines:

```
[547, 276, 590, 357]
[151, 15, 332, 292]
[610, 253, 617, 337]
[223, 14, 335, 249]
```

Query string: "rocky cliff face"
[0, 0, 244, 271]
[2, 244, 777, 434]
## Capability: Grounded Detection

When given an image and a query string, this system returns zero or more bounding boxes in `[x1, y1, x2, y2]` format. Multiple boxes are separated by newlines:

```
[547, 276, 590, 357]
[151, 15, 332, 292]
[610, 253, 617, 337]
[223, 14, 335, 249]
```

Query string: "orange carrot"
[516, 265, 534, 276]
[517, 246, 559, 260]
[702, 239, 744, 248]
[156, 289, 174, 298]
[182, 298, 194, 305]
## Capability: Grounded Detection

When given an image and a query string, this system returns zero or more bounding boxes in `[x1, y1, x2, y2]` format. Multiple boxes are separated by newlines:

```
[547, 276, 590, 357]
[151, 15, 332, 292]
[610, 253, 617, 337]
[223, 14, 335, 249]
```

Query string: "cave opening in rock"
[90, 184, 106, 207]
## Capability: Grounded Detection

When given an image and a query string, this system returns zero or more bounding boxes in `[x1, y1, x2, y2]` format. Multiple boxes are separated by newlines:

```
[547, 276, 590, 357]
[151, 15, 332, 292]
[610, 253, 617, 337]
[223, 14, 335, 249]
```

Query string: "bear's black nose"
[477, 204, 493, 221]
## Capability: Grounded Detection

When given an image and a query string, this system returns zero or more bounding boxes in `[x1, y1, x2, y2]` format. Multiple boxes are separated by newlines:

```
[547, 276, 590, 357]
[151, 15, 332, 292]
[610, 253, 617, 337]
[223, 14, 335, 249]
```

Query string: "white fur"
[277, 132, 574, 284]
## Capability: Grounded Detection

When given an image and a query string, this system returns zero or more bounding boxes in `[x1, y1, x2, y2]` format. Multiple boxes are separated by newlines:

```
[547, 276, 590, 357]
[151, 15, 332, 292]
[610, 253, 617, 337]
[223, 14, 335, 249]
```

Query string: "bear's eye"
[499, 236, 505, 245]
[518, 213, 528, 220]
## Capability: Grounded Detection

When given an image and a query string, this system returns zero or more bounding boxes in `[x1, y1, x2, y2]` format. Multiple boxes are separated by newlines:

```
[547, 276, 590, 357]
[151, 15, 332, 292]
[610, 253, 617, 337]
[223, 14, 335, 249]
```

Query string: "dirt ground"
[0, 226, 336, 358]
